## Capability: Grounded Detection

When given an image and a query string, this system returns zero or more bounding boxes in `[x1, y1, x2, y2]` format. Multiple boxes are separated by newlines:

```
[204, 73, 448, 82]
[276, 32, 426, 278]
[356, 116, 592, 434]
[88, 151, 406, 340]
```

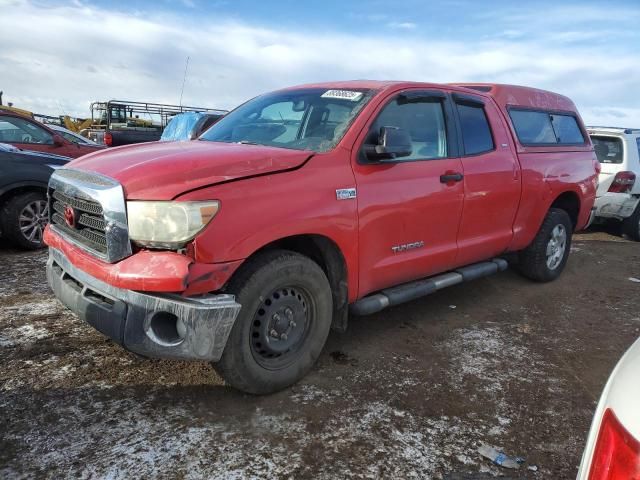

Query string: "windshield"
[199, 88, 374, 152]
[57, 129, 94, 145]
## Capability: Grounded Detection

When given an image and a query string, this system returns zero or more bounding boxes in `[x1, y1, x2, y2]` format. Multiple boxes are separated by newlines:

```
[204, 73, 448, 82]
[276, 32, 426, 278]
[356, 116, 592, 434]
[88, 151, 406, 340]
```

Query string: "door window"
[456, 103, 494, 155]
[0, 117, 53, 145]
[366, 96, 448, 161]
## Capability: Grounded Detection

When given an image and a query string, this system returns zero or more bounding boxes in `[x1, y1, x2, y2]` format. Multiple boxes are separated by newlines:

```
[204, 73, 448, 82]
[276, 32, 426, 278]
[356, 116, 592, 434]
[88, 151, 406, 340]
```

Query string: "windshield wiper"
[235, 140, 259, 145]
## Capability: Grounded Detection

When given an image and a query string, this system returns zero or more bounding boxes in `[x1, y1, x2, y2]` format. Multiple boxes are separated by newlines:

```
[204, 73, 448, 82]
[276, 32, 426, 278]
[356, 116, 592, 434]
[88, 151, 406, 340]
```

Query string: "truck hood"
[68, 140, 312, 199]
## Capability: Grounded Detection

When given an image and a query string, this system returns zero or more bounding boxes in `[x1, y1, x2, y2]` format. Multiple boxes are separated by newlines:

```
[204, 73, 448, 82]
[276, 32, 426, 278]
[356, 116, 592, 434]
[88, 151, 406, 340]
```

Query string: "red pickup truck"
[44, 81, 598, 394]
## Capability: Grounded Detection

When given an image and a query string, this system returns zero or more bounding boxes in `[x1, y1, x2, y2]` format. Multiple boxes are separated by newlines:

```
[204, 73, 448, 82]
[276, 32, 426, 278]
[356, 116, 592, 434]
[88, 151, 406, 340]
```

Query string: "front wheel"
[214, 250, 333, 394]
[1, 192, 49, 250]
[517, 208, 573, 282]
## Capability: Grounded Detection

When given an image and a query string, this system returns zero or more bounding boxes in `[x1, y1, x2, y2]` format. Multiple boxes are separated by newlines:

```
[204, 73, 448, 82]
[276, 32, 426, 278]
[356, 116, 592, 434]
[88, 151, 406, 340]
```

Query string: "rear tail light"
[588, 408, 640, 480]
[104, 132, 113, 147]
[608, 171, 636, 193]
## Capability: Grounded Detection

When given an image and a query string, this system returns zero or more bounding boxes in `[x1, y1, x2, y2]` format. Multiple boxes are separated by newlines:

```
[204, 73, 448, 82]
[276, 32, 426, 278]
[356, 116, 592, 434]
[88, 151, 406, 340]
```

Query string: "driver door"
[352, 90, 465, 297]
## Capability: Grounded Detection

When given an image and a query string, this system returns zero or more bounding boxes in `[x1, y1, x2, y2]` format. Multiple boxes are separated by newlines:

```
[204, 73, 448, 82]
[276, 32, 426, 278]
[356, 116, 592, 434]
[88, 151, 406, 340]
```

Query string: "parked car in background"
[160, 111, 225, 141]
[577, 335, 640, 479]
[44, 81, 598, 394]
[0, 143, 70, 249]
[0, 111, 104, 159]
[85, 100, 227, 146]
[49, 124, 102, 147]
[588, 127, 640, 241]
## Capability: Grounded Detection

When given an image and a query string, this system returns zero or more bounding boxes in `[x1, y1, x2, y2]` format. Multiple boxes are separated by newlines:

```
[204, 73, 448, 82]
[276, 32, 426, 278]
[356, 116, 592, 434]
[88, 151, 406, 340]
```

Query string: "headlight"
[127, 201, 219, 248]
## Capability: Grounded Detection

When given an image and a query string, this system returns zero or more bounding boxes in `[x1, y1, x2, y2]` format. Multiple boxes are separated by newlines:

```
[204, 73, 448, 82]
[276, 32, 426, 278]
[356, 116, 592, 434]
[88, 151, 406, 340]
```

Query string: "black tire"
[622, 203, 640, 241]
[517, 208, 573, 282]
[214, 249, 333, 394]
[1, 192, 48, 250]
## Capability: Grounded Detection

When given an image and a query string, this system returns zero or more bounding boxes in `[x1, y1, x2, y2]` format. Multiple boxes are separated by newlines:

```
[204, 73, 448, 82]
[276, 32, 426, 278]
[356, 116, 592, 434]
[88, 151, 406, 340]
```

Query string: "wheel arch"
[0, 182, 48, 209]
[226, 234, 350, 332]
[550, 190, 581, 229]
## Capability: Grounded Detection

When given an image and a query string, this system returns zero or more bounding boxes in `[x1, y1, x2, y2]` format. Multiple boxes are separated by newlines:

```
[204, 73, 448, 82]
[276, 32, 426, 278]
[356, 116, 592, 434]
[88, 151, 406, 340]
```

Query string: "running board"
[349, 258, 509, 316]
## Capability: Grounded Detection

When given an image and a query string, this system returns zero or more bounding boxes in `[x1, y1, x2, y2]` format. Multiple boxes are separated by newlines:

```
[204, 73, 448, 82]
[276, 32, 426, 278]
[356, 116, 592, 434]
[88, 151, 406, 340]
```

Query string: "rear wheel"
[1, 192, 48, 250]
[622, 203, 640, 241]
[213, 250, 333, 394]
[517, 208, 573, 282]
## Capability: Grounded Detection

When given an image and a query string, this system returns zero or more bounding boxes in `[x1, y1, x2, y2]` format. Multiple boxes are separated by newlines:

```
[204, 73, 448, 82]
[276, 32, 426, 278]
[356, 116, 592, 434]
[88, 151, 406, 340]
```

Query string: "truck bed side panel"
[509, 150, 597, 250]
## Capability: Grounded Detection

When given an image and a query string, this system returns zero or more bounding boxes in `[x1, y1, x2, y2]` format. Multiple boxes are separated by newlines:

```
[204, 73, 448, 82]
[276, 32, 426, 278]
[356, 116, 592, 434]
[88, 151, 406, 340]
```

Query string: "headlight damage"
[127, 201, 219, 248]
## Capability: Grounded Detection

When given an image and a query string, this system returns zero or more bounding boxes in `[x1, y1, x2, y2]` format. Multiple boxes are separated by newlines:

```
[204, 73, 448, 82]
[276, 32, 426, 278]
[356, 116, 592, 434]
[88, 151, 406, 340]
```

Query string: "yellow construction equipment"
[62, 116, 93, 133]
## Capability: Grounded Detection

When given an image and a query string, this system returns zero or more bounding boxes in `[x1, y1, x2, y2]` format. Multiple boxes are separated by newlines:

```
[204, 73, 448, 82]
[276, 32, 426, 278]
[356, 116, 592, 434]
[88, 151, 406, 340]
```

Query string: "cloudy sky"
[1, 0, 639, 127]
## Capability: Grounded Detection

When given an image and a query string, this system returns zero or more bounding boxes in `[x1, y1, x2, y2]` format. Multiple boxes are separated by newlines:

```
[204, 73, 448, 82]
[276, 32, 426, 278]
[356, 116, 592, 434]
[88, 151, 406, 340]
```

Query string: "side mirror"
[52, 134, 65, 147]
[365, 126, 412, 161]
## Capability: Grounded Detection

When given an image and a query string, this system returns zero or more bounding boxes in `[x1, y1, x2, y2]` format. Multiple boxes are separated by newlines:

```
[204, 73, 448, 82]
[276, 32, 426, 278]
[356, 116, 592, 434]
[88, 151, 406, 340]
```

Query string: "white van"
[588, 127, 640, 241]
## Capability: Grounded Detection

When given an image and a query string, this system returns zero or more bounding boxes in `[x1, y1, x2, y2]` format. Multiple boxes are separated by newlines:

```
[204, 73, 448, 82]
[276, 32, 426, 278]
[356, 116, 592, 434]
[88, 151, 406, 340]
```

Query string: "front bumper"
[594, 193, 640, 220]
[47, 247, 241, 362]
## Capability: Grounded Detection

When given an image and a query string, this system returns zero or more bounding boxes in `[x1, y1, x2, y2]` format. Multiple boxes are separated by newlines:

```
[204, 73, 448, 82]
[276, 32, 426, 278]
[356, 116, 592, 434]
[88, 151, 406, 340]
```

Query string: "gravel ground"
[1, 228, 639, 479]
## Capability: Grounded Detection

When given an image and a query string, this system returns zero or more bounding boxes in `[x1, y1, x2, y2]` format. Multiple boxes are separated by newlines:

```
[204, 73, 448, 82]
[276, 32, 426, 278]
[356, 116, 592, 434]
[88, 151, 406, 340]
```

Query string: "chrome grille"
[52, 190, 103, 215]
[51, 168, 116, 187]
[48, 168, 132, 263]
[50, 190, 108, 253]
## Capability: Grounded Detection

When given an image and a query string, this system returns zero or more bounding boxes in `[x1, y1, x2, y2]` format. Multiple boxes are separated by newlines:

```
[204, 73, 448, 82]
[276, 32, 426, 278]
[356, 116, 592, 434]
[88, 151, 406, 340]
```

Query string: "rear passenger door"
[452, 93, 521, 266]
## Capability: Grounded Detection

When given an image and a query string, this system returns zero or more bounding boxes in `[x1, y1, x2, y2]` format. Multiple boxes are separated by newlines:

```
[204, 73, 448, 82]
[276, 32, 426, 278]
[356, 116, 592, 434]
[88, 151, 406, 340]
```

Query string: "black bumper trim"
[46, 247, 241, 362]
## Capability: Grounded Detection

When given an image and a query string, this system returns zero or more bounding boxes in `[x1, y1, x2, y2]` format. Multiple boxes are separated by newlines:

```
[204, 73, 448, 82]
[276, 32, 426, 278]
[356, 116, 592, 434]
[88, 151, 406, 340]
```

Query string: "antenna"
[179, 56, 190, 108]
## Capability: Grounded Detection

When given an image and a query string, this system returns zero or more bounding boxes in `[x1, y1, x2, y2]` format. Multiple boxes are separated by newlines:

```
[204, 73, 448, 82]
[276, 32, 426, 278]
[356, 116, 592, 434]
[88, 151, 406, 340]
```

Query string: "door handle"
[440, 172, 464, 184]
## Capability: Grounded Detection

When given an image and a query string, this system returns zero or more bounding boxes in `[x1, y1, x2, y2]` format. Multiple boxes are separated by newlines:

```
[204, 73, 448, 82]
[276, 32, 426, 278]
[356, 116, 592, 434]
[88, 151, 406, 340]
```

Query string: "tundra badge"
[391, 241, 425, 253]
[336, 188, 357, 200]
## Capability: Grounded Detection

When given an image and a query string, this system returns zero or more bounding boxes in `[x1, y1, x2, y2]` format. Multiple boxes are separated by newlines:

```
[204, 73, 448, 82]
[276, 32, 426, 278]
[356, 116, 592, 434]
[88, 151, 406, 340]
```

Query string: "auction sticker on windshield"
[321, 90, 364, 102]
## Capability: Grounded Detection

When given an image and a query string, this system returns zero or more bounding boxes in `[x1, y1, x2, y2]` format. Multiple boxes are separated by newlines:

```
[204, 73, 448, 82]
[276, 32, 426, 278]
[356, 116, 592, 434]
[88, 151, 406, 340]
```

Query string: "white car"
[588, 127, 640, 241]
[49, 124, 101, 147]
[577, 336, 640, 479]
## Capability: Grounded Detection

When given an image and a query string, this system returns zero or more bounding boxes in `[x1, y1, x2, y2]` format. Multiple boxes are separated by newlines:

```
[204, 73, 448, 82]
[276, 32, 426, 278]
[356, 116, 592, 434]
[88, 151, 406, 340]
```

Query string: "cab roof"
[281, 80, 441, 92]
[281, 80, 580, 114]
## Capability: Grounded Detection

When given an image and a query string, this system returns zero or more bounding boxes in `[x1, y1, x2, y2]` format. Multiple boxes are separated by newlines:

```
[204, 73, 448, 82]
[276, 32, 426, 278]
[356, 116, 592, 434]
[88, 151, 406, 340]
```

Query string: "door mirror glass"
[365, 126, 412, 161]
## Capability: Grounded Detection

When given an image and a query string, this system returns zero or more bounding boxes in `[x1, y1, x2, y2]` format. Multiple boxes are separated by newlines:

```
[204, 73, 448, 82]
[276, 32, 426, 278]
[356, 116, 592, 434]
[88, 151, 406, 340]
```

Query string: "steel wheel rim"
[19, 200, 48, 244]
[250, 286, 313, 370]
[546, 224, 567, 270]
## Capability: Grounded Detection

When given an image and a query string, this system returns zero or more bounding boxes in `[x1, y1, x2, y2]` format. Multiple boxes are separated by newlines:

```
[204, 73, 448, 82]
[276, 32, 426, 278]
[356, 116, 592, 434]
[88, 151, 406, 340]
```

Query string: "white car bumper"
[594, 193, 640, 220]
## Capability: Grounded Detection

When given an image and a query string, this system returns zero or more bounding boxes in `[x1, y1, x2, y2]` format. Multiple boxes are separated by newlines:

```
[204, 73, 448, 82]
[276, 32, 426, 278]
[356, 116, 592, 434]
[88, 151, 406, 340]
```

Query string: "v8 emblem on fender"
[336, 188, 357, 200]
